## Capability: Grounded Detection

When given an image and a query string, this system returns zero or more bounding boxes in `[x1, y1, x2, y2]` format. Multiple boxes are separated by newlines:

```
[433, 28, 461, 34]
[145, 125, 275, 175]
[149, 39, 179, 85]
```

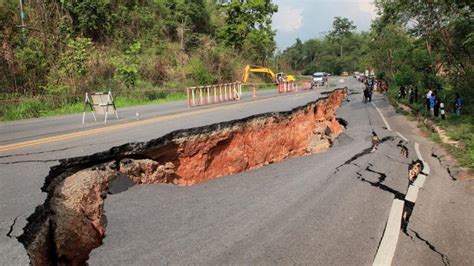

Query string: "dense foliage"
[279, 2, 472, 103]
[0, 0, 278, 98]
[370, 1, 473, 91]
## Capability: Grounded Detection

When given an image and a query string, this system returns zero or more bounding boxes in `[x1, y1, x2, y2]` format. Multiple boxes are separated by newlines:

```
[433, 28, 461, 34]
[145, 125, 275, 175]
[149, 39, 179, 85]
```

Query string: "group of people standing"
[361, 76, 465, 118]
[424, 90, 445, 118]
[398, 85, 420, 104]
[362, 77, 388, 103]
[363, 77, 388, 103]
[363, 78, 374, 103]
[424, 90, 464, 118]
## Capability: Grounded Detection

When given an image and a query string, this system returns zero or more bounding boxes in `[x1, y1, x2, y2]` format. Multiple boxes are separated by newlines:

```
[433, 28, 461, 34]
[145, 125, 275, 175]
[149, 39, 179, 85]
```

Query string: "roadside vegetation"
[373, 1, 473, 170]
[387, 87, 473, 169]
[278, 1, 473, 169]
[0, 0, 278, 120]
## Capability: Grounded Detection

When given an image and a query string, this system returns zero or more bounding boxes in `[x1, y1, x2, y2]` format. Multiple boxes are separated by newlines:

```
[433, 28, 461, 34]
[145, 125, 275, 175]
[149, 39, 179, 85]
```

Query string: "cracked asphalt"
[1, 77, 472, 265]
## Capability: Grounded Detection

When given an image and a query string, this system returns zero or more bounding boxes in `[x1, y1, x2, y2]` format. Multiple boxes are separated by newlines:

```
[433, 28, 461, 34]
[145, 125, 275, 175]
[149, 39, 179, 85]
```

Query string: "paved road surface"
[0, 77, 472, 265]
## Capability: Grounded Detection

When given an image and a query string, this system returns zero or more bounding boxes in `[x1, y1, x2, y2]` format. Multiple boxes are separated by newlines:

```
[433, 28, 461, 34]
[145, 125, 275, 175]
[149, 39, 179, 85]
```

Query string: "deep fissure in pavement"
[359, 177, 406, 200]
[397, 141, 409, 158]
[409, 229, 451, 266]
[18, 89, 346, 265]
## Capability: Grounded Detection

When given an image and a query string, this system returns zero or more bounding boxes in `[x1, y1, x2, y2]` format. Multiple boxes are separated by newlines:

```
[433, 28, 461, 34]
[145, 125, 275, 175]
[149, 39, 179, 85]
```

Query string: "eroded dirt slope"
[18, 89, 347, 265]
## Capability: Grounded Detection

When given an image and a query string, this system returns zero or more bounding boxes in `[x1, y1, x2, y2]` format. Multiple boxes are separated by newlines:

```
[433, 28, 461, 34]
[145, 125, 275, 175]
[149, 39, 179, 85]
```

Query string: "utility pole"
[18, 0, 27, 39]
[19, 0, 26, 28]
[178, 18, 190, 51]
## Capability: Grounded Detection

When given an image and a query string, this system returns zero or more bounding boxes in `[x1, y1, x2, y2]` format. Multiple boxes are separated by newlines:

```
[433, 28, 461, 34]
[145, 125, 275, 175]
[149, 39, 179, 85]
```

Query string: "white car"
[312, 72, 326, 86]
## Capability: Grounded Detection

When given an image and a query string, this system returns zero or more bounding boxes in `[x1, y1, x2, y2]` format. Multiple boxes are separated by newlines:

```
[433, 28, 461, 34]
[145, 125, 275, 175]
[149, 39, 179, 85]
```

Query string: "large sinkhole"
[18, 89, 347, 265]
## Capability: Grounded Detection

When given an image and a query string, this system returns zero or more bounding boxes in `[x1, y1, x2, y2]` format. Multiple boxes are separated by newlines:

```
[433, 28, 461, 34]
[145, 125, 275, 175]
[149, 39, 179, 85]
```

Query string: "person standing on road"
[363, 84, 370, 103]
[368, 85, 373, 102]
[426, 89, 432, 112]
[381, 80, 388, 95]
[455, 93, 464, 116]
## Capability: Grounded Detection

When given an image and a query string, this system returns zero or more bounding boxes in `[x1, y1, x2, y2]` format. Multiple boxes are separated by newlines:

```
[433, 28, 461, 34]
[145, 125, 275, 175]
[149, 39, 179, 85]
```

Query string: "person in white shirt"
[426, 89, 432, 112]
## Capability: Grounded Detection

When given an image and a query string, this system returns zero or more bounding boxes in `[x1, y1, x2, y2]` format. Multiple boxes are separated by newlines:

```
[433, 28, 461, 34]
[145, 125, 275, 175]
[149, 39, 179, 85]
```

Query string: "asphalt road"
[0, 77, 472, 265]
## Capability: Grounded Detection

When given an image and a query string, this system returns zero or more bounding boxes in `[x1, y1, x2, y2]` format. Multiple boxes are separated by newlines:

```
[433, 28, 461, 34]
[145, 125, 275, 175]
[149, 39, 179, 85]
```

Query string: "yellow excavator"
[242, 64, 295, 83]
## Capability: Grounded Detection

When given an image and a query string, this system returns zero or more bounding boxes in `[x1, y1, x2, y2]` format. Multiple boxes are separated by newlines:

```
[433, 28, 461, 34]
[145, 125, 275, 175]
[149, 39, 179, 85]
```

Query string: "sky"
[272, 0, 377, 50]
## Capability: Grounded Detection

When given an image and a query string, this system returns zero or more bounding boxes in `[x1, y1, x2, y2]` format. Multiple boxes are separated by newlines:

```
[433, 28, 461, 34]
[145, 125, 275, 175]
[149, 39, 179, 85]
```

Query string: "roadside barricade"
[82, 91, 119, 124]
[301, 80, 313, 90]
[278, 80, 296, 94]
[187, 81, 242, 107]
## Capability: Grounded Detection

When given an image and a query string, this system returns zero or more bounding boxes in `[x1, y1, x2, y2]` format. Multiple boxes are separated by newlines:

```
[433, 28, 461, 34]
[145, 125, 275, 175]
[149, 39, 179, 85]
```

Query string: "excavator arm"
[242, 65, 277, 83]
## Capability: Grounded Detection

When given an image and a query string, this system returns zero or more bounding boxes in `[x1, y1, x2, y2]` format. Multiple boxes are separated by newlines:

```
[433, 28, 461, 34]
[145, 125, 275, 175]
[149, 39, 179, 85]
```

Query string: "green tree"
[374, 0, 473, 90]
[218, 0, 278, 64]
[278, 29, 370, 75]
[115, 41, 142, 88]
[329, 17, 356, 57]
[60, 0, 114, 41]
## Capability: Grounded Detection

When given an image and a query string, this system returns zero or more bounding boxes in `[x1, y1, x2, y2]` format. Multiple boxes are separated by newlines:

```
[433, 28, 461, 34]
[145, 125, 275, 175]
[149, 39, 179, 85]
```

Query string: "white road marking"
[371, 102, 392, 131]
[413, 174, 427, 188]
[373, 141, 431, 265]
[414, 142, 430, 175]
[396, 132, 408, 142]
[405, 185, 419, 203]
[373, 199, 405, 266]
[423, 163, 430, 175]
[414, 142, 423, 160]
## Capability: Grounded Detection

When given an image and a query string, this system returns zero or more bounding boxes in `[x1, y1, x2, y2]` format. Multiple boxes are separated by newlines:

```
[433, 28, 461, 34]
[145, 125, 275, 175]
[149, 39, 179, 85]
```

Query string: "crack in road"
[358, 175, 405, 200]
[365, 163, 387, 183]
[344, 132, 407, 201]
[346, 135, 394, 166]
[397, 141, 409, 158]
[0, 159, 59, 165]
[431, 152, 457, 181]
[409, 229, 450, 266]
[401, 201, 415, 233]
[17, 90, 350, 265]
[6, 216, 18, 238]
[330, 131, 394, 177]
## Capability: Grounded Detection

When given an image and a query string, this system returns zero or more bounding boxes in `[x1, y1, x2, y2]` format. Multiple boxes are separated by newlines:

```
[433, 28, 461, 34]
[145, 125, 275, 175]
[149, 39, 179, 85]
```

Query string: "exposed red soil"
[20, 89, 346, 265]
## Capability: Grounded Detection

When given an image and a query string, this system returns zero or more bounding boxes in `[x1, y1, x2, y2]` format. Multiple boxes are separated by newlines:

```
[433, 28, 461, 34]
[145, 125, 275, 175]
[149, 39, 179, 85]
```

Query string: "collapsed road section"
[18, 89, 346, 265]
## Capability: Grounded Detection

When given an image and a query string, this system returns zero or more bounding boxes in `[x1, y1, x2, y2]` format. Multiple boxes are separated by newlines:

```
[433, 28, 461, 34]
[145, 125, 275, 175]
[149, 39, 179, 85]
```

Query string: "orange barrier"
[277, 80, 296, 94]
[301, 80, 313, 90]
[187, 82, 242, 107]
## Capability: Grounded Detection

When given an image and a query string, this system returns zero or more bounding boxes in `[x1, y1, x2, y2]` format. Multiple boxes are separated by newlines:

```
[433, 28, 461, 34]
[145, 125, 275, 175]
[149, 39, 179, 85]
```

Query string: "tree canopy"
[0, 0, 280, 95]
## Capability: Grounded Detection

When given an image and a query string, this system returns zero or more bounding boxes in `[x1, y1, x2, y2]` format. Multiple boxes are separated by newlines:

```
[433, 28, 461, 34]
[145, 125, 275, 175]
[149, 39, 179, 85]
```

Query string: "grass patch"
[0, 91, 188, 121]
[0, 84, 277, 122]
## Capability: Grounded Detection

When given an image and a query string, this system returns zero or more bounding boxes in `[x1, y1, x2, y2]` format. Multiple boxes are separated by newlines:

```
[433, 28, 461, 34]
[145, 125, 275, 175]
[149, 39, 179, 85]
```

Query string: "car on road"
[312, 72, 327, 87]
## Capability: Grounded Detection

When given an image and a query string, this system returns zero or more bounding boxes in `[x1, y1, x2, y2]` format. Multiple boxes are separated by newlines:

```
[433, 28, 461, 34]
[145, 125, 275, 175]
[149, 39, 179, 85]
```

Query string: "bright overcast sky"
[272, 0, 377, 50]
